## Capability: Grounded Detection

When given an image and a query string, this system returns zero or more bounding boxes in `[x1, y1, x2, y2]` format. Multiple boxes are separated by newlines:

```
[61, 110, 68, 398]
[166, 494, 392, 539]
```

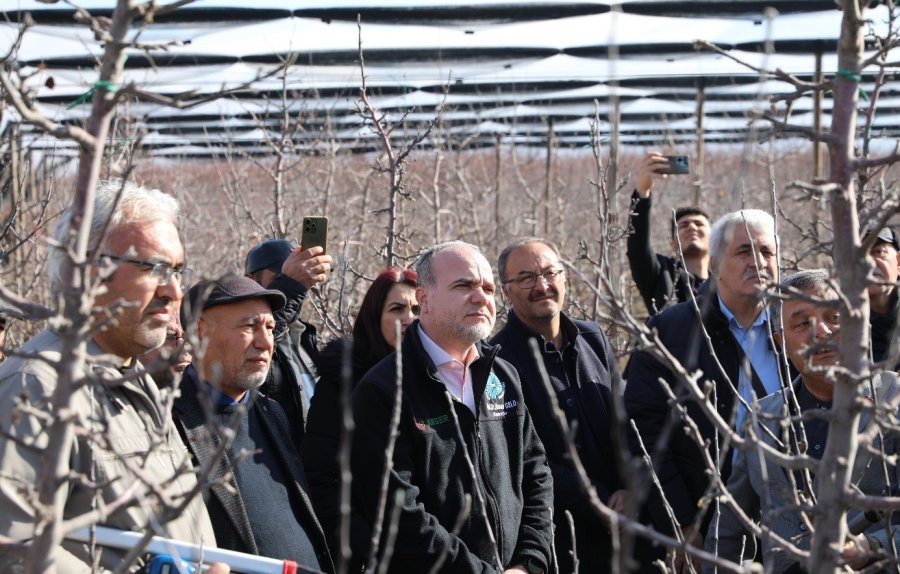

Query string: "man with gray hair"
[0, 181, 222, 573]
[625, 209, 791, 571]
[351, 240, 554, 573]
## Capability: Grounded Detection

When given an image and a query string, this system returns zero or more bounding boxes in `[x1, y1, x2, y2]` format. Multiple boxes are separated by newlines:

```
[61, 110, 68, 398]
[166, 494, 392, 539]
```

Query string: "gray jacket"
[704, 372, 900, 573]
[0, 330, 217, 574]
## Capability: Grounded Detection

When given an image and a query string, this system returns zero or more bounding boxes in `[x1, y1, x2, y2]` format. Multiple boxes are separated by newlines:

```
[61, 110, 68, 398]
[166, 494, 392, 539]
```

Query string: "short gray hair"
[781, 269, 830, 293]
[47, 180, 180, 293]
[414, 240, 482, 288]
[775, 268, 833, 327]
[497, 237, 561, 282]
[709, 209, 776, 265]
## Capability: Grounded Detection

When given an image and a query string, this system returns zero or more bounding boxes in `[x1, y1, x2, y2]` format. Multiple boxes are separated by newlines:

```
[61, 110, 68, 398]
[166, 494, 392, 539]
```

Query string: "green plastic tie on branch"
[835, 69, 868, 101]
[66, 80, 118, 109]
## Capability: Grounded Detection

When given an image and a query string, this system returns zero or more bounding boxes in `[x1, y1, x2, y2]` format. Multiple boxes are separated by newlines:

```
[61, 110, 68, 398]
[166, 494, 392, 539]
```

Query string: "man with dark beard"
[491, 237, 625, 574]
[174, 275, 333, 572]
[351, 241, 554, 574]
[865, 227, 900, 368]
[627, 151, 711, 315]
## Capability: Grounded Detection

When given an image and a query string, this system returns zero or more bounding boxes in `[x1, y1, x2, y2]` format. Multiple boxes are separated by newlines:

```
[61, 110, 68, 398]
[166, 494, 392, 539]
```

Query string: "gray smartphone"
[658, 155, 689, 175]
[300, 216, 328, 253]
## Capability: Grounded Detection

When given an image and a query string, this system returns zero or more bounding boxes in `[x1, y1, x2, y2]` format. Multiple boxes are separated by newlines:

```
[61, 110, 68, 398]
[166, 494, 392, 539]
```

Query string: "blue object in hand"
[145, 555, 197, 574]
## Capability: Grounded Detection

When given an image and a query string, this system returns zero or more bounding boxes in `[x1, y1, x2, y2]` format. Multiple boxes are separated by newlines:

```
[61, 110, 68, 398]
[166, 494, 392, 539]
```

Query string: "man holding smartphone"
[627, 151, 711, 315]
[245, 238, 332, 449]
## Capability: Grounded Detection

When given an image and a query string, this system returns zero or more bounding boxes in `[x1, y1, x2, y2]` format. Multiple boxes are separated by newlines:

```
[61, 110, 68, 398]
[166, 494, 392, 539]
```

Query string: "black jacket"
[623, 283, 792, 535]
[263, 273, 320, 448]
[491, 310, 622, 573]
[491, 310, 621, 513]
[173, 366, 333, 572]
[871, 289, 899, 368]
[301, 337, 374, 571]
[351, 322, 554, 574]
[627, 191, 702, 315]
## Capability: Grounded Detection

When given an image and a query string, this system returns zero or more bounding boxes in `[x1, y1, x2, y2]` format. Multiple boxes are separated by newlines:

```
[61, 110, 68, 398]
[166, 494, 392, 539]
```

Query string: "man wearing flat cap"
[245, 239, 332, 449]
[174, 275, 333, 572]
[866, 227, 900, 367]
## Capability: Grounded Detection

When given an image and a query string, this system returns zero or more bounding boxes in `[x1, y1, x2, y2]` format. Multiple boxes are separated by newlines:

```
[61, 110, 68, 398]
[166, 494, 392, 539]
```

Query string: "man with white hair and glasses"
[0, 181, 223, 573]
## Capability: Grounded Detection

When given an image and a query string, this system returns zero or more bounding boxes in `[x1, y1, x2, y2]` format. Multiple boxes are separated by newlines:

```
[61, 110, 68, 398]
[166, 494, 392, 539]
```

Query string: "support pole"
[813, 46, 825, 179]
[694, 79, 705, 206]
[543, 118, 555, 237]
[494, 137, 502, 241]
[607, 95, 620, 223]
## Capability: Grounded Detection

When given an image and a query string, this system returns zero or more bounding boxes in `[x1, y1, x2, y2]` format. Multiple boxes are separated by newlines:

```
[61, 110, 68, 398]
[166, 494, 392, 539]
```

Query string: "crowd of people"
[0, 150, 898, 574]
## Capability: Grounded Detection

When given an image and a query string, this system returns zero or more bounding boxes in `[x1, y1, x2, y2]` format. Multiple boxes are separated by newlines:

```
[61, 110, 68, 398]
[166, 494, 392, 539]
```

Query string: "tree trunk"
[25, 1, 133, 571]
[808, 1, 868, 572]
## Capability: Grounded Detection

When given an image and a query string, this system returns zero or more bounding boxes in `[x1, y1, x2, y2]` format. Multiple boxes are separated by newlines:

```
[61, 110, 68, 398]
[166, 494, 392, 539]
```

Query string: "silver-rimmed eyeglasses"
[102, 255, 193, 287]
[504, 269, 564, 290]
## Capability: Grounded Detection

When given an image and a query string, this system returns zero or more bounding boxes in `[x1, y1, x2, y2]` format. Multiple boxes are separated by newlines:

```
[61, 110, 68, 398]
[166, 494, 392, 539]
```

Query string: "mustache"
[528, 287, 558, 301]
[742, 269, 771, 281]
[144, 298, 171, 314]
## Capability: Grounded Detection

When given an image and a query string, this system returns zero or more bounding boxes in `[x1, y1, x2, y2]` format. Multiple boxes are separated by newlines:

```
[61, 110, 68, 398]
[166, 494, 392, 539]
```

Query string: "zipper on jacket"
[473, 419, 504, 558]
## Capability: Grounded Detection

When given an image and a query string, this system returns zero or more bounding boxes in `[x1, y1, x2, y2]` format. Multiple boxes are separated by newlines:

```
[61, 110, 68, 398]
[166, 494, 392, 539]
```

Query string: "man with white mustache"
[173, 275, 333, 572]
[625, 209, 791, 573]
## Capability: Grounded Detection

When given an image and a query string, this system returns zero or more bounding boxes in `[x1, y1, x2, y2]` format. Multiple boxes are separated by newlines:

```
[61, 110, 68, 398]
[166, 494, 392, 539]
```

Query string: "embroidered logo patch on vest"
[485, 371, 505, 400]
[415, 414, 450, 431]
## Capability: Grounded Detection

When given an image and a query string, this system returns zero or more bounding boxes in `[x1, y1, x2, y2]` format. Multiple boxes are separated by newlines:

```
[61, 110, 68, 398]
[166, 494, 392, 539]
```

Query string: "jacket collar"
[503, 308, 578, 350]
[405, 320, 500, 388]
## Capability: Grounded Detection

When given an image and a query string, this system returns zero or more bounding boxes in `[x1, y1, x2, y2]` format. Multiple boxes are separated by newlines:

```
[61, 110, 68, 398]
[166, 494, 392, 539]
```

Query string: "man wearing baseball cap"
[174, 275, 333, 572]
[866, 227, 900, 367]
[245, 239, 332, 448]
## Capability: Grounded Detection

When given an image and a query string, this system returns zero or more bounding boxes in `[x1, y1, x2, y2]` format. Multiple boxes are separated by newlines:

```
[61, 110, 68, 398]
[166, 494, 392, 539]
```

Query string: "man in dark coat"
[627, 151, 710, 315]
[175, 275, 333, 572]
[245, 238, 332, 449]
[865, 227, 900, 367]
[625, 209, 791, 571]
[351, 241, 554, 574]
[490, 237, 625, 573]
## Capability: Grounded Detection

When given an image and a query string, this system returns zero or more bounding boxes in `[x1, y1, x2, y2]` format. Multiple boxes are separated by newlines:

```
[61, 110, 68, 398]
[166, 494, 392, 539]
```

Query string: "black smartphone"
[301, 216, 328, 253]
[657, 155, 690, 175]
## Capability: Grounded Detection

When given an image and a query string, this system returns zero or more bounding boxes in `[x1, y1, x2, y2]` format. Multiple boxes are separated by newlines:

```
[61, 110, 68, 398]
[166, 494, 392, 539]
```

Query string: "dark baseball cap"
[182, 275, 285, 323]
[245, 239, 293, 274]
[872, 227, 900, 250]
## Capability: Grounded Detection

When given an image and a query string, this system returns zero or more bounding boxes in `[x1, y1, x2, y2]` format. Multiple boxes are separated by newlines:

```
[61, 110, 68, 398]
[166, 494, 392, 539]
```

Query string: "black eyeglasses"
[503, 269, 564, 290]
[102, 255, 193, 287]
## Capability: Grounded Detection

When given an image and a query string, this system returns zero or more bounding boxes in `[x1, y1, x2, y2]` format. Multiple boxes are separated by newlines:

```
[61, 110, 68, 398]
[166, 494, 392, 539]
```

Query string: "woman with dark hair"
[301, 267, 418, 570]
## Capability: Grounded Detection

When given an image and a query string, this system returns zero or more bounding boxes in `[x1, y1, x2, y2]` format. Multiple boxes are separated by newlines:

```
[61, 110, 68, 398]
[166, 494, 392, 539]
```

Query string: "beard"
[680, 242, 707, 258]
[456, 321, 493, 344]
[205, 359, 269, 396]
[231, 368, 268, 392]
